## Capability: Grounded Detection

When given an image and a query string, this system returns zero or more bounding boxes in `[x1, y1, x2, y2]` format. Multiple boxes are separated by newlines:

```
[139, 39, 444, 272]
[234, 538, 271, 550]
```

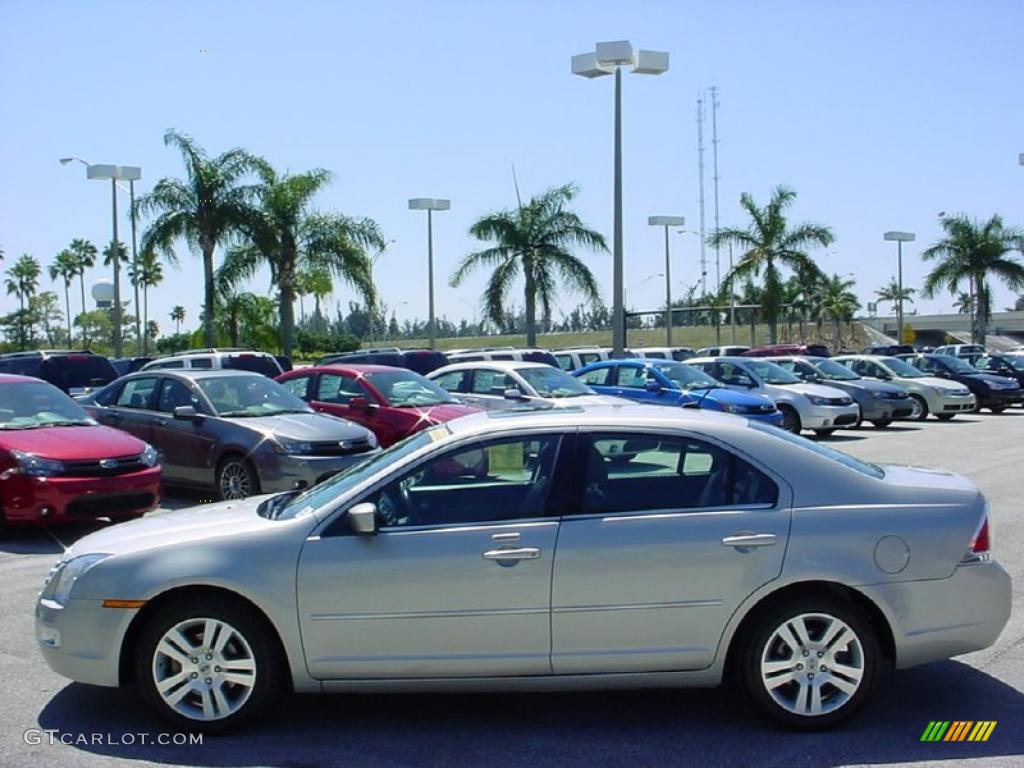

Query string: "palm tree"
[451, 183, 606, 346]
[922, 214, 1024, 345]
[953, 291, 974, 315]
[129, 250, 164, 355]
[219, 166, 382, 357]
[709, 185, 834, 343]
[817, 273, 861, 346]
[875, 277, 916, 314]
[5, 254, 41, 349]
[102, 240, 129, 267]
[298, 264, 333, 325]
[136, 129, 266, 346]
[170, 305, 186, 335]
[49, 249, 79, 344]
[67, 238, 97, 344]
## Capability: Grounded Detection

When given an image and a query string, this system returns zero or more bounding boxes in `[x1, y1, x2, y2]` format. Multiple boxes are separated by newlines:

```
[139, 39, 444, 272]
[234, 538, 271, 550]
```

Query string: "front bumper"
[933, 392, 977, 413]
[977, 389, 1023, 408]
[36, 596, 134, 687]
[800, 403, 861, 430]
[1, 467, 161, 526]
[860, 561, 1012, 669]
[255, 449, 381, 493]
[746, 410, 785, 427]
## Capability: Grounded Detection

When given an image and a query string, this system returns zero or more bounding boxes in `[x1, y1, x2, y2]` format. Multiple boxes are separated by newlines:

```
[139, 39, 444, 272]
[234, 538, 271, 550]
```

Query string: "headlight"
[806, 395, 828, 405]
[720, 403, 741, 414]
[41, 554, 110, 605]
[365, 432, 379, 449]
[10, 450, 65, 477]
[139, 444, 158, 467]
[274, 439, 315, 455]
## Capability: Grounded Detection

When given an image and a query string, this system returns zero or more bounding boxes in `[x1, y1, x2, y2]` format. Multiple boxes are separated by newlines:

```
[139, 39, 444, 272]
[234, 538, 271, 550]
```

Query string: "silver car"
[36, 405, 1009, 732]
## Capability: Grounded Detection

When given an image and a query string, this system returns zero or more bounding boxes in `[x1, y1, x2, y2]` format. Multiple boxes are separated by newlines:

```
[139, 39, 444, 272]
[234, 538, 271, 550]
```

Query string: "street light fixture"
[61, 158, 142, 357]
[883, 231, 915, 346]
[573, 40, 669, 358]
[408, 198, 450, 349]
[648, 216, 685, 345]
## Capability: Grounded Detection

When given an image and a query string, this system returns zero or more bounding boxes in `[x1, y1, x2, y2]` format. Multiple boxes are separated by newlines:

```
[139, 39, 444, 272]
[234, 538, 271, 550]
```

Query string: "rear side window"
[223, 354, 281, 377]
[46, 355, 118, 390]
[581, 434, 778, 514]
[555, 355, 572, 371]
[0, 358, 43, 377]
[190, 357, 214, 369]
[490, 354, 515, 361]
[580, 353, 601, 366]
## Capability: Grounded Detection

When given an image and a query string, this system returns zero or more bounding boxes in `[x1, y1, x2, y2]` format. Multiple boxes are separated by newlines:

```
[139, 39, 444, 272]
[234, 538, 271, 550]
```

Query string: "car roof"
[123, 369, 265, 380]
[431, 360, 555, 373]
[298, 364, 412, 375]
[0, 373, 47, 384]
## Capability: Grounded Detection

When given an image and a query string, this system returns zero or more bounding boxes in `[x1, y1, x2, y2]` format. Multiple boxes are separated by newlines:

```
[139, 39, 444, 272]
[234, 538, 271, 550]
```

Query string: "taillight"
[963, 514, 991, 563]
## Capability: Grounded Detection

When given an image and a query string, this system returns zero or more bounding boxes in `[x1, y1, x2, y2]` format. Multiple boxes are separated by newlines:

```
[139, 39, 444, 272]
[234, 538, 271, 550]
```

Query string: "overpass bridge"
[862, 312, 1024, 349]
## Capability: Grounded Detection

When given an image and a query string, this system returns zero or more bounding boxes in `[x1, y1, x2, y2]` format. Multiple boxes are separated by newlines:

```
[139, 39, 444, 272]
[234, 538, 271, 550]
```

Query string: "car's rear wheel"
[740, 598, 880, 729]
[779, 405, 801, 434]
[908, 395, 928, 420]
[134, 596, 282, 733]
[870, 419, 892, 428]
[217, 456, 259, 501]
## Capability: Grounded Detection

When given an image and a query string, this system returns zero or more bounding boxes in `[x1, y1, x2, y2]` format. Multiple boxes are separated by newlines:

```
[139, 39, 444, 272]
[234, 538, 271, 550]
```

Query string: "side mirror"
[348, 501, 378, 535]
[349, 396, 376, 410]
[645, 381, 663, 393]
[504, 388, 527, 400]
[173, 405, 200, 420]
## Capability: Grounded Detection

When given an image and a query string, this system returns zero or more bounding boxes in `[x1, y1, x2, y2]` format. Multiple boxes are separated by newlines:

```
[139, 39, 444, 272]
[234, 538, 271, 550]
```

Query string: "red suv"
[277, 364, 480, 447]
[0, 375, 161, 529]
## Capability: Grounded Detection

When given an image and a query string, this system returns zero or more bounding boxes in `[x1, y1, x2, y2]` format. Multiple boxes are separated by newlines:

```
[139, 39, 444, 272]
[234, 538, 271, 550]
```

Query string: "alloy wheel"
[219, 461, 253, 500]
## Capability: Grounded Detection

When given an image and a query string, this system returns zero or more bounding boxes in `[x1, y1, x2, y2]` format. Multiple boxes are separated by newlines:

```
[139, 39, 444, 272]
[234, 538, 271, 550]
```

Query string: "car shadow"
[814, 433, 865, 442]
[0, 521, 109, 555]
[37, 660, 1024, 768]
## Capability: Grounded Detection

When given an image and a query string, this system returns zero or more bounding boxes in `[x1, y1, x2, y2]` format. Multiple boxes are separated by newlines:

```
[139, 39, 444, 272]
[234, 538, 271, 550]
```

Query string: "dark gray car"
[767, 356, 915, 427]
[83, 370, 379, 500]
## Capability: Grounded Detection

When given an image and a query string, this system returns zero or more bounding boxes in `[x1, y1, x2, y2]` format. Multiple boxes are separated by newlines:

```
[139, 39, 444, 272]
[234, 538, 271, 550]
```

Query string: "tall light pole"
[573, 41, 669, 358]
[61, 159, 141, 357]
[408, 198, 450, 349]
[883, 231, 915, 346]
[648, 216, 685, 345]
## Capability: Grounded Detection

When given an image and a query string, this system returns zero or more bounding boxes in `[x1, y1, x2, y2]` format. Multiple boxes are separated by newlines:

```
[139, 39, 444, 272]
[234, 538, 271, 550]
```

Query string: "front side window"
[316, 374, 368, 405]
[116, 377, 160, 409]
[581, 434, 777, 515]
[367, 435, 560, 527]
[280, 375, 312, 399]
[716, 362, 756, 387]
[470, 369, 518, 396]
[431, 370, 467, 393]
[577, 367, 611, 386]
[580, 353, 602, 366]
[157, 379, 202, 413]
[616, 366, 652, 390]
[555, 354, 573, 371]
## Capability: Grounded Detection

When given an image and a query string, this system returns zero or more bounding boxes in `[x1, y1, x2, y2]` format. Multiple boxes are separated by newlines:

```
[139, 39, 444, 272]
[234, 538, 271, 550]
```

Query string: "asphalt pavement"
[1, 412, 1021, 768]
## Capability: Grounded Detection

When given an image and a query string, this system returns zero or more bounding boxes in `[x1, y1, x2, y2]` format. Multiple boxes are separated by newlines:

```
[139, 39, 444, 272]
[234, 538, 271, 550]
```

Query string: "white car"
[141, 348, 282, 377]
[686, 356, 860, 435]
[429, 360, 626, 410]
[632, 346, 696, 362]
[696, 345, 751, 357]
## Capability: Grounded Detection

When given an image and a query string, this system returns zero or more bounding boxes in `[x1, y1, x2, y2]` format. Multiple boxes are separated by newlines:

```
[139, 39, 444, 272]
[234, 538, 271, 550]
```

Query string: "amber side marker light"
[102, 599, 146, 609]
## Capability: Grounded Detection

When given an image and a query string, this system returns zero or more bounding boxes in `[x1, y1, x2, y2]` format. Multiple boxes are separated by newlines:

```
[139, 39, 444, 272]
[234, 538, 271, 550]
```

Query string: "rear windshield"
[401, 350, 448, 375]
[750, 421, 884, 479]
[521, 351, 560, 367]
[223, 354, 282, 377]
[44, 355, 118, 390]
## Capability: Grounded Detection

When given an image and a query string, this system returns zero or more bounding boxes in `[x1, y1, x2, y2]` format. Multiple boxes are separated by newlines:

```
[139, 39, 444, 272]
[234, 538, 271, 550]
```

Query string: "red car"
[276, 364, 480, 447]
[0, 374, 161, 529]
[743, 343, 831, 358]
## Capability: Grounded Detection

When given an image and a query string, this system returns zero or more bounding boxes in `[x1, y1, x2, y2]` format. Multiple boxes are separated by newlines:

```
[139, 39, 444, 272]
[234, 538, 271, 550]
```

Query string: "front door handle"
[722, 533, 777, 551]
[482, 547, 540, 561]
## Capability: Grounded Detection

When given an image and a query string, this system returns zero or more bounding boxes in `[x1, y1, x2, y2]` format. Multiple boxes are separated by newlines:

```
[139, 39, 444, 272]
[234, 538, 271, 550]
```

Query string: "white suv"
[141, 348, 283, 377]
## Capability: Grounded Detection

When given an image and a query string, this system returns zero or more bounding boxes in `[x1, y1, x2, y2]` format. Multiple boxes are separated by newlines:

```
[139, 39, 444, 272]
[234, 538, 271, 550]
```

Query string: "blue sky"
[1, 0, 1022, 335]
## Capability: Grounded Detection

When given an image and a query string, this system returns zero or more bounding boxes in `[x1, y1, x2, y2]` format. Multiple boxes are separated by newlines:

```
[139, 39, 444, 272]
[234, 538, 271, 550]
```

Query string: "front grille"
[62, 455, 147, 477]
[880, 391, 908, 400]
[826, 398, 852, 406]
[66, 491, 155, 517]
[308, 438, 375, 457]
[892, 406, 914, 417]
[834, 413, 858, 426]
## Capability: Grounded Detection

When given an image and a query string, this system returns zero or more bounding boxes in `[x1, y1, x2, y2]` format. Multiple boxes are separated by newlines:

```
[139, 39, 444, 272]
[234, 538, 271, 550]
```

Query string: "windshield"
[812, 359, 860, 380]
[198, 375, 312, 417]
[366, 370, 457, 406]
[880, 357, 926, 378]
[744, 359, 800, 385]
[518, 367, 593, 398]
[652, 362, 719, 390]
[273, 425, 448, 519]
[998, 355, 1024, 372]
[0, 381, 95, 429]
[934, 354, 980, 374]
[750, 421, 884, 479]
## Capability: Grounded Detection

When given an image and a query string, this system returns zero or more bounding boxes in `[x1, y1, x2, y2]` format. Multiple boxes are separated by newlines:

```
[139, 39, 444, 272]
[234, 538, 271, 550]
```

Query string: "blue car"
[574, 358, 784, 426]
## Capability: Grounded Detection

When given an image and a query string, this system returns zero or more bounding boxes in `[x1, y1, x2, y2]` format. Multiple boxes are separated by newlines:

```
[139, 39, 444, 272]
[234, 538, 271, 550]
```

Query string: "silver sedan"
[35, 404, 1010, 732]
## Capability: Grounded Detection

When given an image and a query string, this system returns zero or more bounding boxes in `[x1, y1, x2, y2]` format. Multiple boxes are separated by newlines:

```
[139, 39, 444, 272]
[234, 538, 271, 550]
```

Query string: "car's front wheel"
[870, 419, 892, 428]
[779, 405, 801, 434]
[908, 395, 928, 420]
[134, 596, 282, 733]
[217, 455, 259, 501]
[739, 598, 881, 729]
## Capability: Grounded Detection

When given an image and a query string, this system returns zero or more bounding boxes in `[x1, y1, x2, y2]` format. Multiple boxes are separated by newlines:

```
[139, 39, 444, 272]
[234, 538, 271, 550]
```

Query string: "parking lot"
[0, 412, 1021, 768]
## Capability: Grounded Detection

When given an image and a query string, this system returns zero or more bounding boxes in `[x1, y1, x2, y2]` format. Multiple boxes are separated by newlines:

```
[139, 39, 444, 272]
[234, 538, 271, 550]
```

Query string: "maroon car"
[0, 374, 161, 529]
[277, 364, 480, 447]
[743, 343, 831, 358]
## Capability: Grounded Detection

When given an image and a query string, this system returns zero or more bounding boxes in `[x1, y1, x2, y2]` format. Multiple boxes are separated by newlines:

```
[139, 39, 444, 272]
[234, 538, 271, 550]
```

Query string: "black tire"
[779, 405, 801, 434]
[870, 419, 892, 428]
[814, 429, 836, 438]
[739, 597, 881, 730]
[990, 405, 1007, 414]
[935, 413, 956, 421]
[134, 596, 283, 733]
[216, 455, 260, 501]
[908, 394, 929, 421]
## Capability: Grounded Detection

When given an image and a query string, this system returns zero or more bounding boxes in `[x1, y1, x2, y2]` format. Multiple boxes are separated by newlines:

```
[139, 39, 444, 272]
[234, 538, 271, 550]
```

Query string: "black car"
[317, 347, 449, 375]
[974, 354, 1024, 393]
[0, 350, 118, 397]
[906, 353, 1022, 412]
[111, 357, 153, 376]
[862, 344, 916, 356]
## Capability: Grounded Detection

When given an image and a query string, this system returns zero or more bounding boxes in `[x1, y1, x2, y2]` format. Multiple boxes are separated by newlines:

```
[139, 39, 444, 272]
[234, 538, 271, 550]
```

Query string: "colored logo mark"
[921, 721, 997, 742]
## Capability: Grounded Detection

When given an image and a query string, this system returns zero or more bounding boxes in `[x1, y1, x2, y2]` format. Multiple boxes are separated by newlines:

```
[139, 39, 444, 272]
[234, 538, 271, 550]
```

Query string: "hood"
[851, 379, 908, 396]
[784, 382, 853, 400]
[229, 411, 372, 440]
[915, 376, 969, 393]
[701, 387, 774, 408]
[402, 402, 480, 422]
[65, 496, 280, 558]
[0, 424, 146, 461]
[969, 373, 1020, 389]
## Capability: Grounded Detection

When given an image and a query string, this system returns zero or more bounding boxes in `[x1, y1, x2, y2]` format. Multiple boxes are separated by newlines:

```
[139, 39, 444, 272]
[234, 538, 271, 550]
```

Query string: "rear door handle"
[482, 547, 540, 561]
[722, 533, 777, 551]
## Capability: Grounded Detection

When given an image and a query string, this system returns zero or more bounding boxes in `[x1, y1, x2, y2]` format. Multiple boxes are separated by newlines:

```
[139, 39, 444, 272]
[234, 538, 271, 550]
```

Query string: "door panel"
[551, 432, 790, 673]
[100, 377, 161, 445]
[150, 378, 215, 484]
